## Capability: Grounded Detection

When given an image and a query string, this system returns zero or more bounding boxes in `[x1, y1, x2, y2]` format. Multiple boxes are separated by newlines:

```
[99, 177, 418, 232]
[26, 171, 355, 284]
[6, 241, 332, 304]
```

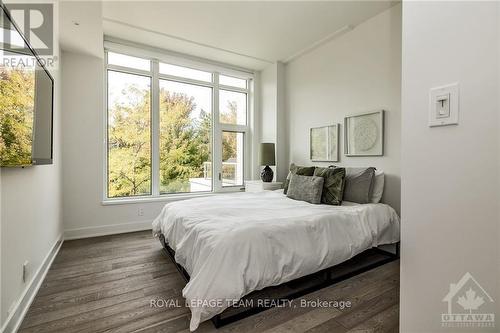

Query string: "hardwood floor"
[19, 231, 399, 333]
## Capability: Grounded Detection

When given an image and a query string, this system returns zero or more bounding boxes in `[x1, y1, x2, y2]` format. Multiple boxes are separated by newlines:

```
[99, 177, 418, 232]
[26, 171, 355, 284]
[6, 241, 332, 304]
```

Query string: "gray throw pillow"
[314, 167, 346, 205]
[342, 167, 376, 204]
[286, 174, 324, 204]
[283, 163, 316, 194]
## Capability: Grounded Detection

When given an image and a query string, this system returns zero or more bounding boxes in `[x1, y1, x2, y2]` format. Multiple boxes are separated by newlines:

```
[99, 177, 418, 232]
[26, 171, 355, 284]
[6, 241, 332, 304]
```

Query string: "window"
[222, 131, 244, 187]
[107, 71, 151, 198]
[105, 50, 252, 199]
[108, 52, 151, 71]
[219, 90, 247, 125]
[159, 62, 212, 82]
[219, 75, 247, 89]
[159, 80, 212, 194]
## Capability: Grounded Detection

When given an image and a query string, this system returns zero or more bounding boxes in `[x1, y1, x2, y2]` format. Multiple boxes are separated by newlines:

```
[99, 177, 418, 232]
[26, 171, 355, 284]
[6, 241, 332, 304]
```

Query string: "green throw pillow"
[313, 167, 346, 205]
[283, 163, 316, 194]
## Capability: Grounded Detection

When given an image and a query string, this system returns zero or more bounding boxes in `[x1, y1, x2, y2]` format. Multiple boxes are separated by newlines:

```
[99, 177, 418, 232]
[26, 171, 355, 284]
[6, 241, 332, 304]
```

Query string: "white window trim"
[102, 43, 255, 204]
[104, 39, 254, 79]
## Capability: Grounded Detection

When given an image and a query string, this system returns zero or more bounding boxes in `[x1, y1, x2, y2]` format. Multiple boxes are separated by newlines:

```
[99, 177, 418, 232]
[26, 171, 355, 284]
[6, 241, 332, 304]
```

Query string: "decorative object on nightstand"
[260, 143, 275, 182]
[245, 181, 283, 193]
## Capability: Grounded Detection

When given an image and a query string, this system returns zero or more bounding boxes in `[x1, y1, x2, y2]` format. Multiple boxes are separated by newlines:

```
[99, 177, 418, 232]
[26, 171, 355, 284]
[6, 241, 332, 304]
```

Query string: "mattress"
[152, 191, 400, 331]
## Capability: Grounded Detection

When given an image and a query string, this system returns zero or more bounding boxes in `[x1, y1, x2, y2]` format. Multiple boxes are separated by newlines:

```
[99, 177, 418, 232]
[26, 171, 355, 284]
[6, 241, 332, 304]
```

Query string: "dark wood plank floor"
[19, 231, 399, 333]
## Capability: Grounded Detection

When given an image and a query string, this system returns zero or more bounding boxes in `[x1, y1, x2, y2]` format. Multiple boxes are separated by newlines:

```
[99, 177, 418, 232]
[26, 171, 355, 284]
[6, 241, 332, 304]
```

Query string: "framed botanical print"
[310, 124, 339, 162]
[344, 110, 384, 156]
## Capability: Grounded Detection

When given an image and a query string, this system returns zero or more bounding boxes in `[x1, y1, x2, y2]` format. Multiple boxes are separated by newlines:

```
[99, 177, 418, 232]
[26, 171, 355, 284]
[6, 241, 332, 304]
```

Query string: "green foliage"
[221, 101, 238, 161]
[0, 66, 35, 166]
[108, 84, 151, 197]
[158, 90, 211, 193]
[108, 80, 239, 197]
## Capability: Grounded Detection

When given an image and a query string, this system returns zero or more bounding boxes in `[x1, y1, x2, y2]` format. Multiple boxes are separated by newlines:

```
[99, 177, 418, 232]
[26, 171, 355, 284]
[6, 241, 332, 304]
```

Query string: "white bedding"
[152, 191, 400, 331]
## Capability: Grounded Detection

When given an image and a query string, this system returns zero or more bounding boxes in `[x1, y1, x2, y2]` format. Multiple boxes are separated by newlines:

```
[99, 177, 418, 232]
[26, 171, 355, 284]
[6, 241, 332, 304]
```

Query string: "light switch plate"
[435, 93, 450, 118]
[429, 83, 459, 127]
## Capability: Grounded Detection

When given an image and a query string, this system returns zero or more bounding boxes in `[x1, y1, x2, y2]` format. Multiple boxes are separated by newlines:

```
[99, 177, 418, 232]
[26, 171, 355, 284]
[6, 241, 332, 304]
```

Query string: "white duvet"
[152, 191, 400, 331]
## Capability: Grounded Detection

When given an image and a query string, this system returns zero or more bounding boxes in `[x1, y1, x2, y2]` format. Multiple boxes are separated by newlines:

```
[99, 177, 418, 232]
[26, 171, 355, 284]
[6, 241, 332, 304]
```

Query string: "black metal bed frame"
[159, 234, 399, 328]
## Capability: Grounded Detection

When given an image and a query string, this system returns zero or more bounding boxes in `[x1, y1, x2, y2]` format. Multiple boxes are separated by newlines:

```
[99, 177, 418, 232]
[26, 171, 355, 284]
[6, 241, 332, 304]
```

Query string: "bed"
[152, 190, 400, 331]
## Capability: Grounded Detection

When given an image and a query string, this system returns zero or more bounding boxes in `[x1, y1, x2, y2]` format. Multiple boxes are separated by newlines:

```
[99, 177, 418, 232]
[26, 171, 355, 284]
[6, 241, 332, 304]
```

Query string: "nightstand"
[245, 181, 283, 192]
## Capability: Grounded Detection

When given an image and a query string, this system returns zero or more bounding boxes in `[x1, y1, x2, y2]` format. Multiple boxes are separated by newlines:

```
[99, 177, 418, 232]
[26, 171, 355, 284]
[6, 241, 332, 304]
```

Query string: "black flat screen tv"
[0, 3, 54, 167]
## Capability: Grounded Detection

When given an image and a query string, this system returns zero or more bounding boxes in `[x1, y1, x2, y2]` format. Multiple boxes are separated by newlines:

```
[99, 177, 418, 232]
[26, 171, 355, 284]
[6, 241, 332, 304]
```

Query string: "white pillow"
[370, 170, 385, 203]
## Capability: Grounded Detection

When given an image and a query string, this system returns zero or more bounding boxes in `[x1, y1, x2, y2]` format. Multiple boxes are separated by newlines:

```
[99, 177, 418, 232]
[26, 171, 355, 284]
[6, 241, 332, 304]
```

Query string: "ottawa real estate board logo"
[442, 272, 495, 328]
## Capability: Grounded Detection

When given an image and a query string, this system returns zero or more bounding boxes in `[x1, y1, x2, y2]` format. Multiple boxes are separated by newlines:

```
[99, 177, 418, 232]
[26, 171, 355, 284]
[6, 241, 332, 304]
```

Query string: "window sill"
[101, 189, 244, 206]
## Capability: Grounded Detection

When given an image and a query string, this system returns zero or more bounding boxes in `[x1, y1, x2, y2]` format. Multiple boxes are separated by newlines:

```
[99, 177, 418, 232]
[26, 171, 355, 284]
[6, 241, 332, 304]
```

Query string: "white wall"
[0, 52, 63, 329]
[259, 63, 288, 181]
[276, 62, 287, 182]
[498, 3, 500, 321]
[285, 5, 401, 212]
[401, 1, 500, 331]
[61, 51, 168, 237]
[260, 65, 278, 144]
[259, 63, 278, 180]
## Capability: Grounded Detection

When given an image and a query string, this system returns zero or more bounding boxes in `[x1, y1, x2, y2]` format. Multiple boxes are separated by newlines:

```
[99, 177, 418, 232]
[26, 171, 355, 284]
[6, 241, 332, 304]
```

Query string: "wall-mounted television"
[0, 3, 54, 167]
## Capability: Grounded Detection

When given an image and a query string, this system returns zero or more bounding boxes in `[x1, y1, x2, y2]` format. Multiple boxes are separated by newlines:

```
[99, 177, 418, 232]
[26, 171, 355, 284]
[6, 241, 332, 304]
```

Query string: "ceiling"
[60, 1, 397, 70]
[59, 1, 104, 59]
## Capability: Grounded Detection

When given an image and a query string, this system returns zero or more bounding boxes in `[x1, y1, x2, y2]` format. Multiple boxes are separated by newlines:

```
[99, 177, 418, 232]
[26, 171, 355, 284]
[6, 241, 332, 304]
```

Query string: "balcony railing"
[202, 161, 241, 185]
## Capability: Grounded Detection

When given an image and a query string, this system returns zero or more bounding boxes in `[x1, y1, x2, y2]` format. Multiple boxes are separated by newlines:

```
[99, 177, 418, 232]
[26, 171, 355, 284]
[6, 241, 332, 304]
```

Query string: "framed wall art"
[344, 110, 384, 156]
[310, 124, 339, 162]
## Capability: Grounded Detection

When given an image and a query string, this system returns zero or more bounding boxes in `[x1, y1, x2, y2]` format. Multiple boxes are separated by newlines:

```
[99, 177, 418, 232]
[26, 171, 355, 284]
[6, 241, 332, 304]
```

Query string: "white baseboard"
[1, 234, 63, 333]
[0, 222, 151, 332]
[64, 220, 152, 240]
